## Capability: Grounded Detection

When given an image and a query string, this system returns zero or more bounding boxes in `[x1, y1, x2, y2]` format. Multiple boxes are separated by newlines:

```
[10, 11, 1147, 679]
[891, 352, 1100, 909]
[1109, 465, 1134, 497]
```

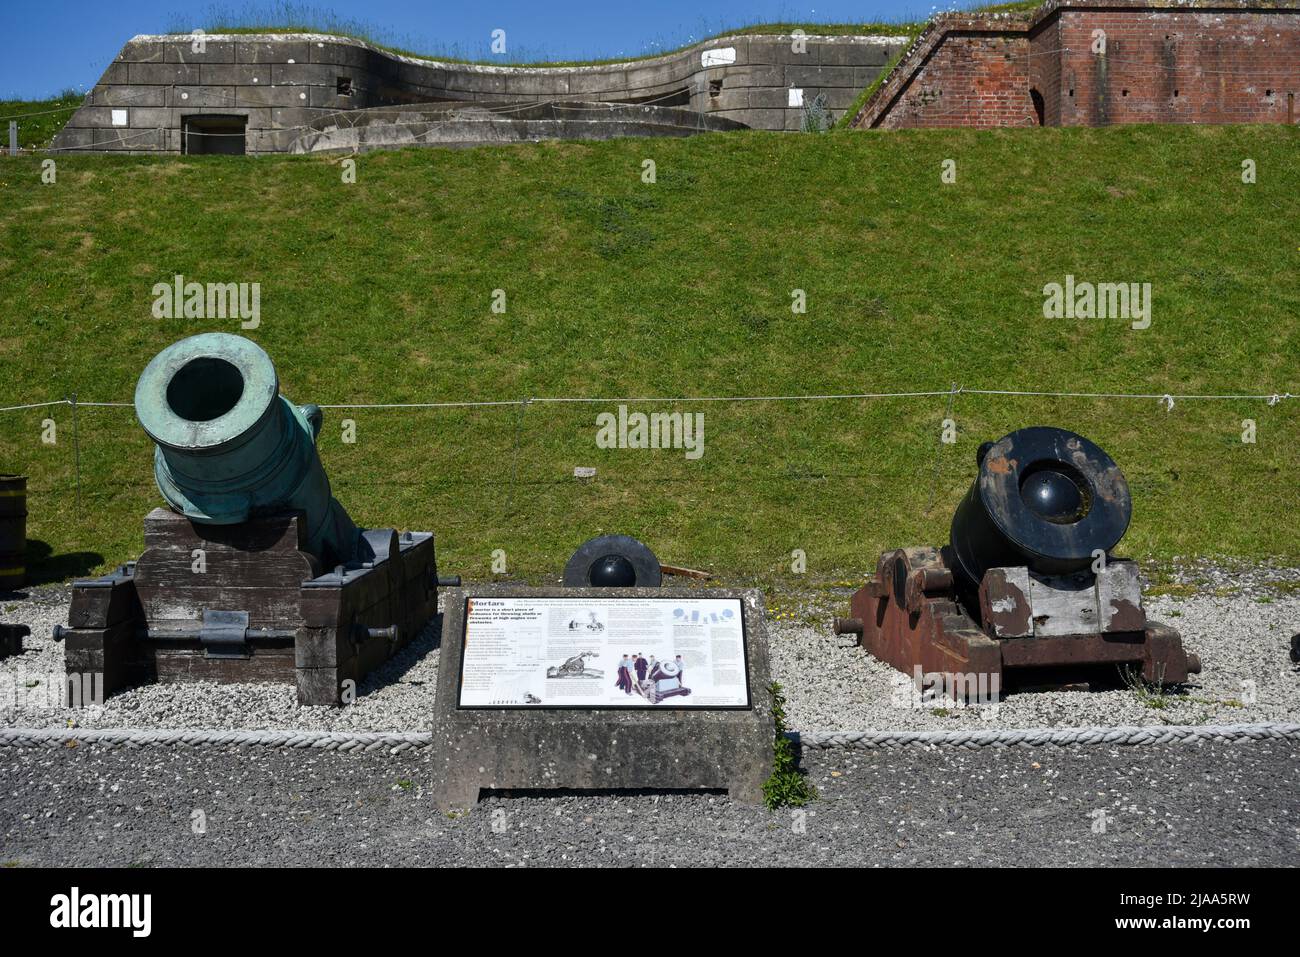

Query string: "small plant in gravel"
[1146, 583, 1199, 599]
[1182, 694, 1244, 709]
[762, 681, 816, 810]
[1121, 666, 1174, 710]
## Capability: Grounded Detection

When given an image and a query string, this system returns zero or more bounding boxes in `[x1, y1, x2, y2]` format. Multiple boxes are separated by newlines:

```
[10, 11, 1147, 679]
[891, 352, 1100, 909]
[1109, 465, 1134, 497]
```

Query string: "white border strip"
[1, 723, 1297, 752]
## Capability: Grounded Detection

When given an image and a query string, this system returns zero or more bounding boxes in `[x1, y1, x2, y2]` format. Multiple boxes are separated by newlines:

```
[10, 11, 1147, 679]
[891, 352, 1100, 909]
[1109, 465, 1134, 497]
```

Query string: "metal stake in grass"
[67, 392, 81, 514]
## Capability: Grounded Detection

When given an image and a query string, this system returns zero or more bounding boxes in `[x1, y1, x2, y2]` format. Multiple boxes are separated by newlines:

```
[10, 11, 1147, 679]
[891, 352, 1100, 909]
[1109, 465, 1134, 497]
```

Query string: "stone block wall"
[51, 32, 904, 153]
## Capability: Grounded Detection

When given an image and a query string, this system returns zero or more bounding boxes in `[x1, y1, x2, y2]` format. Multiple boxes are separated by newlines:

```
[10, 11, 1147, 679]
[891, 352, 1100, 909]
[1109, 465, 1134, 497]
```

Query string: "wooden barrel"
[0, 474, 27, 590]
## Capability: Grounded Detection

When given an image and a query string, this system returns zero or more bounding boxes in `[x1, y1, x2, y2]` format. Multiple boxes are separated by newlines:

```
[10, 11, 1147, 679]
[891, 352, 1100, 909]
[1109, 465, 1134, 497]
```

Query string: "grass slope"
[0, 125, 1297, 585]
[0, 93, 88, 152]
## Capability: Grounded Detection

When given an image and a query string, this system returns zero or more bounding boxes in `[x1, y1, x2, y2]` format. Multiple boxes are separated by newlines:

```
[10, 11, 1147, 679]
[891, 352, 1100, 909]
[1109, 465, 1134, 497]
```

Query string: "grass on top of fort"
[0, 124, 1297, 585]
[179, 1, 1040, 67]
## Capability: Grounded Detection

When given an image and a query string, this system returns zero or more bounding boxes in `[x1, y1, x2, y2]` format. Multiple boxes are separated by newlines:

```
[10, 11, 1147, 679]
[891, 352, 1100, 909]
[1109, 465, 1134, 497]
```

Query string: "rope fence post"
[505, 397, 531, 517]
[8, 120, 16, 156]
[68, 393, 81, 514]
[925, 382, 960, 516]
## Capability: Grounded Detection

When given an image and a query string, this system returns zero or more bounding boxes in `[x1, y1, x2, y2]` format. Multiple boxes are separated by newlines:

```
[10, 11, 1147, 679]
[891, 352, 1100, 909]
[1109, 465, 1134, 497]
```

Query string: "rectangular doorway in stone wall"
[182, 115, 247, 155]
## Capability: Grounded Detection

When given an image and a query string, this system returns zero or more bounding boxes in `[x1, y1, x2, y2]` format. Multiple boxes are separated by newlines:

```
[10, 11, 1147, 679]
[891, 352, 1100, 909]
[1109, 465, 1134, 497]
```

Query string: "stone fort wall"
[50, 32, 905, 153]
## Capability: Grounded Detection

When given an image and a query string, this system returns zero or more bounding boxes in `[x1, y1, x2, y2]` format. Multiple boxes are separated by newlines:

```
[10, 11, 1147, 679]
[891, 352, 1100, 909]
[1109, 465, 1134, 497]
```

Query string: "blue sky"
[0, 0, 957, 100]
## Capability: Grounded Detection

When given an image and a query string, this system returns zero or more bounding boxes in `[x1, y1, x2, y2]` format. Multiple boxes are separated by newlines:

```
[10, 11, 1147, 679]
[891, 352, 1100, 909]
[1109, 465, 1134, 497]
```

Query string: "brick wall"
[854, 2, 1300, 129]
[1056, 11, 1300, 126]
[876, 33, 1036, 129]
[1030, 17, 1063, 125]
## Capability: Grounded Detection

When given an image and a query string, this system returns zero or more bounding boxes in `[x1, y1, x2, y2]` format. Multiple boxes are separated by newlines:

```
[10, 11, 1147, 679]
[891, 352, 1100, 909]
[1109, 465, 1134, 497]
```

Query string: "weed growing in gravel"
[762, 682, 816, 810]
[1190, 696, 1243, 708]
[1121, 666, 1174, 710]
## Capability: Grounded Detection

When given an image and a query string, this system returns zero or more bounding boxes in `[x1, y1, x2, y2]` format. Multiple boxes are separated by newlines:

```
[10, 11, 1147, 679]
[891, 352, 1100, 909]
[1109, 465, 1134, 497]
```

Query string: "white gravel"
[2, 562, 1297, 733]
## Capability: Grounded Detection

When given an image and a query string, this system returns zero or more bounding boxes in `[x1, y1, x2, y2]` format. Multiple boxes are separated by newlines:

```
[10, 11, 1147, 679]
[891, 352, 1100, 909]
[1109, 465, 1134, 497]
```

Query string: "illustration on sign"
[457, 597, 750, 708]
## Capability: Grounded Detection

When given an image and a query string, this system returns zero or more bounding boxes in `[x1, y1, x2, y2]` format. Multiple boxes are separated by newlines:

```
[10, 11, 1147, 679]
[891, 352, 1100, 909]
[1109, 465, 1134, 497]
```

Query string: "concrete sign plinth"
[430, 586, 774, 810]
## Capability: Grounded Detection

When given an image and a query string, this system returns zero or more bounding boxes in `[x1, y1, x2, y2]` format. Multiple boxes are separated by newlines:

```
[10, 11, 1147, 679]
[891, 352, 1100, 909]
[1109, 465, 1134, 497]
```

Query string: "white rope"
[1, 722, 1296, 752]
[0, 400, 70, 413]
[791, 722, 1300, 750]
[2, 388, 1289, 414]
[0, 727, 430, 752]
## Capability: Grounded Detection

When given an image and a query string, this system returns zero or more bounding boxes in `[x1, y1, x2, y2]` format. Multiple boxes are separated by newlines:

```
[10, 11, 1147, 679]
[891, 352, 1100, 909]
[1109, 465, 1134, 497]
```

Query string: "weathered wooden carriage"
[56, 333, 440, 706]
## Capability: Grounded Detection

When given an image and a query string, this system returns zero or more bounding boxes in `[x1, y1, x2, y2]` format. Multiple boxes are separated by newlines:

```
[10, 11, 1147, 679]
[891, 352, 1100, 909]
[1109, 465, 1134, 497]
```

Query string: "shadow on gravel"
[354, 611, 443, 698]
[5, 540, 103, 592]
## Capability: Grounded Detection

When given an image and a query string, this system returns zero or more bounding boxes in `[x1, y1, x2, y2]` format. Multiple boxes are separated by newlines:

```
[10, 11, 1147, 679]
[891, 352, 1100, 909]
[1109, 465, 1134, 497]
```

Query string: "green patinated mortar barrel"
[133, 333, 362, 567]
[0, 474, 27, 591]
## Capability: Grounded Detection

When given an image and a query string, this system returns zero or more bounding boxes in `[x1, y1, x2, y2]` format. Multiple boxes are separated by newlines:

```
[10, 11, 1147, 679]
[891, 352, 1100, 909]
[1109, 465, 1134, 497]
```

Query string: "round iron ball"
[588, 554, 638, 587]
[1020, 468, 1086, 524]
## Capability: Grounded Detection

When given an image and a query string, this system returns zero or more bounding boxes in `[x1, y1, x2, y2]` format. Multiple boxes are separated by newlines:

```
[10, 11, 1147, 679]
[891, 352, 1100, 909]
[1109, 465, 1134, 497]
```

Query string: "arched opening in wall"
[182, 115, 247, 155]
[1030, 88, 1045, 126]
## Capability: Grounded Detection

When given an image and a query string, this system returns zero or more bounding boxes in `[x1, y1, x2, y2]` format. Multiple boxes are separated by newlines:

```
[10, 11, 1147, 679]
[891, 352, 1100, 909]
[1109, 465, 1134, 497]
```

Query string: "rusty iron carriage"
[55, 333, 442, 706]
[835, 427, 1200, 696]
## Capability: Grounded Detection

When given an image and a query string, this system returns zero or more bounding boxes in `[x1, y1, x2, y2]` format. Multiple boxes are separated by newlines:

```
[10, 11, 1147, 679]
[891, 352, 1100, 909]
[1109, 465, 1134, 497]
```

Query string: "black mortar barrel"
[0, 474, 27, 591]
[948, 427, 1132, 603]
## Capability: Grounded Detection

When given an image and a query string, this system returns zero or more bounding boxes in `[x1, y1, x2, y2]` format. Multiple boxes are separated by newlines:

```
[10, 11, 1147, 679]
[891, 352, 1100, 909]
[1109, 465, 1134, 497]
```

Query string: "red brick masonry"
[851, 0, 1300, 128]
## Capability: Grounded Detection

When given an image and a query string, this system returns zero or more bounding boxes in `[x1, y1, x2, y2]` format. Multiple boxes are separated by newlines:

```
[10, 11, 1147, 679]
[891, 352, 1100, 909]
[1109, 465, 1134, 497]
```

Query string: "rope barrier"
[2, 388, 1289, 414]
[0, 400, 71, 413]
[1, 722, 1296, 752]
[790, 722, 1300, 750]
[0, 727, 431, 752]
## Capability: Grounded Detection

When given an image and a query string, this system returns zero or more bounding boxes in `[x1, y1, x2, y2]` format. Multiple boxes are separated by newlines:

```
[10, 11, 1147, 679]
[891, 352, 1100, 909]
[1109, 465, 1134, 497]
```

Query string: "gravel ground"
[1, 739, 1295, 866]
[2, 561, 1297, 733]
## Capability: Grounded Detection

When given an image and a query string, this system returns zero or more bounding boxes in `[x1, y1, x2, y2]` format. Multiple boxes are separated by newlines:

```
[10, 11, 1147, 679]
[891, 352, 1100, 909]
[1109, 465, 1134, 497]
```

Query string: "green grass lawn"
[1, 125, 1297, 585]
